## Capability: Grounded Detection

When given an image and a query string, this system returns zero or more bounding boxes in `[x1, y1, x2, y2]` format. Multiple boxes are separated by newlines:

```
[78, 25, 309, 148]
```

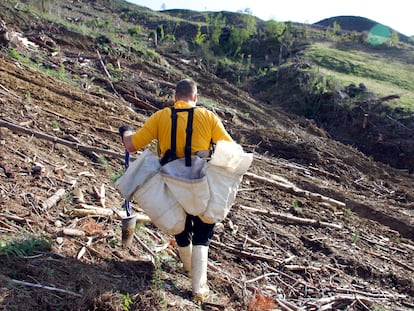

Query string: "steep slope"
[1, 1, 413, 310]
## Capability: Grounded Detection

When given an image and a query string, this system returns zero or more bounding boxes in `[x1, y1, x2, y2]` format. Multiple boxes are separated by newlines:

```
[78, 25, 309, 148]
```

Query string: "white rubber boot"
[178, 245, 192, 275]
[191, 245, 209, 302]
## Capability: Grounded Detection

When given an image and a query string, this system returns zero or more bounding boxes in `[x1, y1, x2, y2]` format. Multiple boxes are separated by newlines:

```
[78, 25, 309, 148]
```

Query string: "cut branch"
[77, 237, 93, 260]
[40, 188, 66, 209]
[10, 279, 82, 297]
[245, 172, 346, 208]
[210, 240, 283, 264]
[124, 93, 158, 111]
[238, 204, 343, 229]
[0, 119, 126, 159]
[96, 49, 122, 98]
[363, 248, 414, 272]
[332, 286, 407, 299]
[134, 233, 156, 257]
[68, 204, 114, 217]
[313, 294, 374, 307]
[0, 213, 29, 223]
[62, 228, 86, 237]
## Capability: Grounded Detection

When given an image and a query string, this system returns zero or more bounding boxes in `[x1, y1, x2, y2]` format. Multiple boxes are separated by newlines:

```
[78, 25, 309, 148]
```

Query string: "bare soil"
[1, 2, 414, 310]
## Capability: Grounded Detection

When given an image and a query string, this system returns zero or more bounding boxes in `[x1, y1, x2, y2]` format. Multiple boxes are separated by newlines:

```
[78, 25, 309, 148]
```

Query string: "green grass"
[98, 155, 109, 169]
[51, 120, 60, 130]
[120, 292, 133, 311]
[317, 67, 414, 109]
[110, 170, 124, 183]
[150, 255, 168, 308]
[0, 235, 51, 257]
[304, 42, 414, 111]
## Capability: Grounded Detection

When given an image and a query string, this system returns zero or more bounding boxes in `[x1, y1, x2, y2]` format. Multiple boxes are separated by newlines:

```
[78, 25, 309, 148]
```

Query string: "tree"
[333, 21, 341, 35]
[205, 13, 226, 46]
[193, 24, 207, 46]
[243, 8, 253, 15]
[277, 23, 295, 62]
[157, 24, 164, 41]
[226, 14, 257, 56]
[389, 30, 400, 46]
[265, 20, 286, 40]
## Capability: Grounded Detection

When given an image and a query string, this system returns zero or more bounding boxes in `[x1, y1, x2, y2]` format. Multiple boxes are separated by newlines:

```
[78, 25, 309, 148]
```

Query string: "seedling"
[26, 91, 32, 102]
[110, 170, 124, 182]
[121, 292, 133, 311]
[292, 200, 301, 210]
[351, 229, 360, 244]
[51, 120, 60, 130]
[98, 155, 109, 169]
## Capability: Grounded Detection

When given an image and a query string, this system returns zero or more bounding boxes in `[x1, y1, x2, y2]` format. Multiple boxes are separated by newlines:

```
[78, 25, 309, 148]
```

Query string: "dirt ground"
[1, 3, 414, 310]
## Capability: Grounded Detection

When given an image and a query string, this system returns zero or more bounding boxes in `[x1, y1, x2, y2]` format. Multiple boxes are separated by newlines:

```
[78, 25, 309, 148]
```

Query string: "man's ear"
[193, 94, 197, 102]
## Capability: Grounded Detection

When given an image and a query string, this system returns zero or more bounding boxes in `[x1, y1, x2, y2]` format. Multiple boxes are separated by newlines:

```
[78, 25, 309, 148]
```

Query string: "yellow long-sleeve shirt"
[131, 101, 233, 158]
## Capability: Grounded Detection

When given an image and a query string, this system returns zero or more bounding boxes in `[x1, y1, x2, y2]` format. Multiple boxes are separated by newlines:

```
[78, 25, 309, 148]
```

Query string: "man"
[119, 78, 233, 302]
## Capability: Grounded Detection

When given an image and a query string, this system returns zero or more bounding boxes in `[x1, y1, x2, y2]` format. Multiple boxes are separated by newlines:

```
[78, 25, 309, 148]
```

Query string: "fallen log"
[237, 204, 343, 229]
[111, 208, 152, 222]
[0, 119, 126, 159]
[0, 213, 29, 223]
[68, 204, 114, 217]
[210, 240, 283, 264]
[40, 188, 66, 209]
[312, 294, 374, 309]
[69, 208, 113, 217]
[62, 228, 86, 237]
[245, 172, 346, 208]
[124, 93, 158, 111]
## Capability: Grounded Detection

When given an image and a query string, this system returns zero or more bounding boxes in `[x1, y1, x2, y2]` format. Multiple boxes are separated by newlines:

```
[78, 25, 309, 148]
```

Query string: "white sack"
[115, 149, 160, 200]
[210, 140, 253, 174]
[199, 140, 253, 224]
[133, 172, 186, 235]
[161, 156, 210, 216]
[199, 164, 243, 224]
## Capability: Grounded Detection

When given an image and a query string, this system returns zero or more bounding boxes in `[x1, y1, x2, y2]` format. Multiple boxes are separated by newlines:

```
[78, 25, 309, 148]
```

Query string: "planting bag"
[161, 156, 210, 216]
[115, 149, 160, 200]
[133, 172, 186, 235]
[210, 140, 253, 174]
[199, 140, 253, 224]
[199, 164, 243, 224]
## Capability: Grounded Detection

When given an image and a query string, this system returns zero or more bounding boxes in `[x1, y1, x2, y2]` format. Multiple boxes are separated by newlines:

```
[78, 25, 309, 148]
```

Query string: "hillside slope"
[315, 15, 413, 44]
[1, 1, 413, 310]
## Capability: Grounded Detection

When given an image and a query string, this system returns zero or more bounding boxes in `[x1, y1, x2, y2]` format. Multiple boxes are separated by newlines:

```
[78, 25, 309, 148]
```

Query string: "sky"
[127, 0, 413, 37]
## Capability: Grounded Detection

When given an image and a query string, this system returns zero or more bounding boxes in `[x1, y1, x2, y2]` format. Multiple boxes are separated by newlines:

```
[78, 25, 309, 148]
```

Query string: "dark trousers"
[175, 215, 215, 247]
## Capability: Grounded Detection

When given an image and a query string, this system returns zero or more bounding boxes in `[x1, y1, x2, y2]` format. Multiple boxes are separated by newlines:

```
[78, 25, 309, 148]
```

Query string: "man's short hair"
[175, 79, 197, 101]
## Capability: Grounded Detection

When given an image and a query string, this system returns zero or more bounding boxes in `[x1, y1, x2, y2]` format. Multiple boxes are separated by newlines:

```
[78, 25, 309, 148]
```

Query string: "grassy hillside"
[301, 41, 414, 116]
[315, 15, 414, 44]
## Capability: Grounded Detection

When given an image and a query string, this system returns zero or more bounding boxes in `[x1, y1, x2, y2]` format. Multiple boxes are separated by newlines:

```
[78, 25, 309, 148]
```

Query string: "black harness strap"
[160, 107, 195, 166]
[184, 108, 194, 166]
[169, 107, 178, 161]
